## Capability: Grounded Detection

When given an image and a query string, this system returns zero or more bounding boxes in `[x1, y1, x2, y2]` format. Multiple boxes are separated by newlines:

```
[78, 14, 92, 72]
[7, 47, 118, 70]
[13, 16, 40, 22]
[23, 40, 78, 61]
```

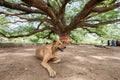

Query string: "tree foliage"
[0, 0, 120, 41]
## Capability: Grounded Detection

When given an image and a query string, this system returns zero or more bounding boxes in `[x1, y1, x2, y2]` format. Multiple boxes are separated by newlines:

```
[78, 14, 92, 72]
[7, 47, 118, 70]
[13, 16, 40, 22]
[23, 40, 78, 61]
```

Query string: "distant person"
[107, 40, 111, 46]
[111, 40, 116, 46]
[118, 41, 120, 46]
[116, 40, 120, 46]
[116, 40, 118, 46]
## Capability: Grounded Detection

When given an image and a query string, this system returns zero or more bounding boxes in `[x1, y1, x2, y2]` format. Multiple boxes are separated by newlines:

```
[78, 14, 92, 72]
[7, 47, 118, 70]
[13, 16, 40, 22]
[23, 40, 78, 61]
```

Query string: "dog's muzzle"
[58, 46, 66, 52]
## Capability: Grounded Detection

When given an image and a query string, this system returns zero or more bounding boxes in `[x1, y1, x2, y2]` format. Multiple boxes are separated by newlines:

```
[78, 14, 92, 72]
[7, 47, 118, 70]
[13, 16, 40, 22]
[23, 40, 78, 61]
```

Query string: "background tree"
[0, 0, 120, 40]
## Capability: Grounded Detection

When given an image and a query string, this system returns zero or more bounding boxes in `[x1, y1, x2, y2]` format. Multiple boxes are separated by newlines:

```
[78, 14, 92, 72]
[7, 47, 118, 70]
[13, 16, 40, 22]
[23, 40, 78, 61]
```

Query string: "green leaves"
[70, 28, 87, 43]
[49, 0, 61, 10]
[0, 0, 120, 44]
[5, 0, 21, 3]
[65, 0, 87, 24]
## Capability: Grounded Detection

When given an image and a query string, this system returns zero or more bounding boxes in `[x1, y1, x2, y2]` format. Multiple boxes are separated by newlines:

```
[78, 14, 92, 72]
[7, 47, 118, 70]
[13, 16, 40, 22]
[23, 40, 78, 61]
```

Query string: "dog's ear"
[53, 40, 57, 43]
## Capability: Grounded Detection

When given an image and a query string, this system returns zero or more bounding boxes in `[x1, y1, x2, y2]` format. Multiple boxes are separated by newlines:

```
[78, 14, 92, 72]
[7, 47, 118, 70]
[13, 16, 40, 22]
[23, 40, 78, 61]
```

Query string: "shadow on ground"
[0, 44, 120, 80]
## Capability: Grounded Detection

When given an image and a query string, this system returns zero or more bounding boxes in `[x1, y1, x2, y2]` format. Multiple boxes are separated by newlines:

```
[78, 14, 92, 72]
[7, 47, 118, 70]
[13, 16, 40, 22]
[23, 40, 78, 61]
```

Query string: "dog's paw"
[49, 69, 56, 77]
[53, 58, 61, 64]
[53, 60, 61, 64]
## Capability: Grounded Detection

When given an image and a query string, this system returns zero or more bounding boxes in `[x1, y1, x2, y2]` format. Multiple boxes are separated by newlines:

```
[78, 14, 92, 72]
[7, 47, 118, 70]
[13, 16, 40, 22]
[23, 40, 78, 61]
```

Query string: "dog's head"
[52, 40, 66, 52]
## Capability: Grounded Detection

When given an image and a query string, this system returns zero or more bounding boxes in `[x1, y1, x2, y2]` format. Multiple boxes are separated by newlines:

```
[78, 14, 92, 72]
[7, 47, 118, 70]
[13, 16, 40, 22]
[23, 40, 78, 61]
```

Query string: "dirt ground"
[0, 44, 120, 80]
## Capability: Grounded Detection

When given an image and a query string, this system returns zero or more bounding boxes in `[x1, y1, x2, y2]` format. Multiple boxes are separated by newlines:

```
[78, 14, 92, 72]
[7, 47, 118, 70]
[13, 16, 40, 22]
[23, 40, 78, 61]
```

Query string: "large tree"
[0, 0, 120, 38]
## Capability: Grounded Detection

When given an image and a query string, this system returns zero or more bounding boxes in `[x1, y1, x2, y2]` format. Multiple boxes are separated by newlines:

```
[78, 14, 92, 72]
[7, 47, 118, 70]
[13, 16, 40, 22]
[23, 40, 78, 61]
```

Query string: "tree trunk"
[53, 26, 70, 37]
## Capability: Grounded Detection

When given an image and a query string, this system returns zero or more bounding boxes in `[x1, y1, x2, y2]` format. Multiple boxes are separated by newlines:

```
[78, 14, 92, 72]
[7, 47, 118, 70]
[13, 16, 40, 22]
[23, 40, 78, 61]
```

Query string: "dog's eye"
[59, 43, 61, 45]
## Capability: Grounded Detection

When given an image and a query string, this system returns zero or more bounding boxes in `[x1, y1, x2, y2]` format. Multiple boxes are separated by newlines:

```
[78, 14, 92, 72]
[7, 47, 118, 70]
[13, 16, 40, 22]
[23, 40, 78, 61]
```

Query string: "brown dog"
[35, 40, 66, 77]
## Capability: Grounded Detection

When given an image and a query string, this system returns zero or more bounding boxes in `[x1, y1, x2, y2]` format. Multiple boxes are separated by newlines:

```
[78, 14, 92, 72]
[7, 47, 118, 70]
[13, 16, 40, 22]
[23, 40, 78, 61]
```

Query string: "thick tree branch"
[66, 0, 104, 33]
[0, 21, 28, 24]
[81, 19, 120, 28]
[85, 1, 119, 20]
[0, 27, 52, 38]
[21, 0, 63, 31]
[95, 19, 120, 26]
[58, 0, 71, 25]
[60, 0, 71, 13]
[0, 11, 52, 24]
[81, 23, 98, 28]
[0, 11, 29, 16]
[17, 16, 52, 23]
[21, 0, 57, 19]
[0, 0, 45, 14]
[92, 2, 120, 13]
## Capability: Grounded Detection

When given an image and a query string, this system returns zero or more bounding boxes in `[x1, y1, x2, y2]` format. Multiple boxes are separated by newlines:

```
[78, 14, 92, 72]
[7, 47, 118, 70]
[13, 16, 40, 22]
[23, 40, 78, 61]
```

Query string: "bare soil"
[0, 44, 120, 80]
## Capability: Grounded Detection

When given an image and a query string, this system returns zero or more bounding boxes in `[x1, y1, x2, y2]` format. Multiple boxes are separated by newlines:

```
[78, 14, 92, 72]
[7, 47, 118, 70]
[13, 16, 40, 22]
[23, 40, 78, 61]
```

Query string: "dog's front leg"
[41, 54, 56, 77]
[53, 57, 61, 64]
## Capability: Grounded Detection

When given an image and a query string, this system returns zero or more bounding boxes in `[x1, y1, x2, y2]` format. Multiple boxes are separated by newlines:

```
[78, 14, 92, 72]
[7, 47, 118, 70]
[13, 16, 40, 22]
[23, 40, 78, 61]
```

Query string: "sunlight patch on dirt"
[0, 53, 9, 57]
[12, 53, 34, 57]
[22, 48, 35, 51]
[74, 56, 87, 62]
[90, 56, 106, 60]
[91, 56, 120, 60]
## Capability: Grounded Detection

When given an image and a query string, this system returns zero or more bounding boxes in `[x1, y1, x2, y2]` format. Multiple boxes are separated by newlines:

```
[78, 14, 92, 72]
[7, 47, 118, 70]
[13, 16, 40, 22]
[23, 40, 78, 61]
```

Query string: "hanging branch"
[0, 27, 53, 38]
[0, 0, 44, 14]
[36, 22, 44, 30]
[80, 19, 120, 28]
[92, 2, 120, 13]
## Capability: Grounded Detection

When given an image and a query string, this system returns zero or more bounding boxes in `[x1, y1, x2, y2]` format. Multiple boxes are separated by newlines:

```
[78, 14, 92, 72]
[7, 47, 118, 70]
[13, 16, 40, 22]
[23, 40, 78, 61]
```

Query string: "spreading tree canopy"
[0, 0, 120, 38]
